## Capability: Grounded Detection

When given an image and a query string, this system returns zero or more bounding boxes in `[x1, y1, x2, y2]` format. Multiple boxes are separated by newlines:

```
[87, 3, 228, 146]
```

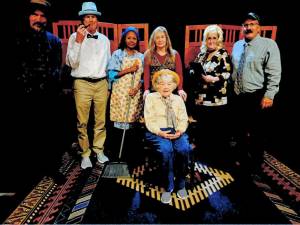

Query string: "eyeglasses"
[242, 23, 259, 28]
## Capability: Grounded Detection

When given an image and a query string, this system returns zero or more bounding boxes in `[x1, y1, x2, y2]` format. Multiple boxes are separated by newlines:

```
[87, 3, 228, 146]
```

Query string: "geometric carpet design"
[263, 152, 300, 201]
[117, 162, 234, 211]
[4, 151, 104, 225]
[3, 151, 300, 224]
[61, 163, 104, 224]
[3, 176, 56, 224]
[258, 152, 300, 224]
[33, 164, 82, 224]
[253, 174, 300, 224]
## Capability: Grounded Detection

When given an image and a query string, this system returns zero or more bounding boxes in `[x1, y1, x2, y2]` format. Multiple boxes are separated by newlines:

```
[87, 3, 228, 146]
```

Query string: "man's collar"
[244, 34, 261, 46]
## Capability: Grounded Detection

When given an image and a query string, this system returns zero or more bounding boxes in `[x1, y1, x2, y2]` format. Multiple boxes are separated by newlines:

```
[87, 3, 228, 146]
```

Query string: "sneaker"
[81, 157, 92, 169]
[177, 188, 188, 199]
[97, 152, 109, 163]
[161, 191, 172, 204]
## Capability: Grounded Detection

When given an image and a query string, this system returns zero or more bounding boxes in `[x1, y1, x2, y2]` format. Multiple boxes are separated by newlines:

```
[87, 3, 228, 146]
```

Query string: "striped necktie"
[234, 43, 248, 94]
[162, 97, 177, 129]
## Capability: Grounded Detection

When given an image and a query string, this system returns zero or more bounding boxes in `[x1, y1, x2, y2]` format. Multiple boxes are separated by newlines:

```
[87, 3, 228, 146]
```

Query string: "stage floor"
[2, 150, 300, 224]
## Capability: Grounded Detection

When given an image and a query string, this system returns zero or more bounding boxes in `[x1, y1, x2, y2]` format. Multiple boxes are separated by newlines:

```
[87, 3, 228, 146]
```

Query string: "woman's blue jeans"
[145, 128, 192, 192]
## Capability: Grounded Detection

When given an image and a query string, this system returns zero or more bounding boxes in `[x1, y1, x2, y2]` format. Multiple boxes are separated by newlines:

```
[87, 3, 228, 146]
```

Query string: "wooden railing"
[184, 24, 277, 68]
[52, 21, 148, 64]
[117, 23, 149, 53]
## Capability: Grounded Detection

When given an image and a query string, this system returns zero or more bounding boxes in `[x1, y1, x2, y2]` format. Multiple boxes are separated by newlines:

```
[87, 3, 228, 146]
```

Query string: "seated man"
[144, 69, 192, 204]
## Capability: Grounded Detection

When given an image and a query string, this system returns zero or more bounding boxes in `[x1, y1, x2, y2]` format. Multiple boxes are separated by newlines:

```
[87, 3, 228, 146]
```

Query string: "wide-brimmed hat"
[152, 69, 180, 90]
[78, 2, 101, 17]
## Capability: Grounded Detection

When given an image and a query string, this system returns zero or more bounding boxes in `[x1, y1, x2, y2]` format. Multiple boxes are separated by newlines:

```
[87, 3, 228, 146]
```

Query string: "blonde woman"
[143, 26, 187, 101]
[189, 24, 232, 163]
[144, 69, 192, 204]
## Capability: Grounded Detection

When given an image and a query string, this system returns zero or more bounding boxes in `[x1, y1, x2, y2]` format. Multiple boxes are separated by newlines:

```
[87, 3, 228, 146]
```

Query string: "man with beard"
[230, 12, 281, 174]
[15, 0, 64, 188]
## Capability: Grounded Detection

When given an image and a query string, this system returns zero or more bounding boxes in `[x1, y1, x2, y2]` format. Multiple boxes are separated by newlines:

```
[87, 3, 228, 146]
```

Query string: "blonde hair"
[152, 69, 180, 91]
[148, 26, 175, 58]
[200, 25, 224, 52]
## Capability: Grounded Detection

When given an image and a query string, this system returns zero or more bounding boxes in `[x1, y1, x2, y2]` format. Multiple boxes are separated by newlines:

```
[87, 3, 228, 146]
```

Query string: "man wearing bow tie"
[66, 2, 111, 169]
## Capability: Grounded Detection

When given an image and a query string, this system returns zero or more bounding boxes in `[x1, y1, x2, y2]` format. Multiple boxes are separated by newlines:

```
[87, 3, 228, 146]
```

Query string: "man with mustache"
[17, 0, 62, 95]
[15, 0, 65, 186]
[230, 12, 281, 175]
[66, 2, 111, 169]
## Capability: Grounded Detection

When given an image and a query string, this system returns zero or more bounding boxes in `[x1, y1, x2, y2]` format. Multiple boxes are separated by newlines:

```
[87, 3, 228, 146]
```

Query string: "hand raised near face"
[75, 24, 89, 43]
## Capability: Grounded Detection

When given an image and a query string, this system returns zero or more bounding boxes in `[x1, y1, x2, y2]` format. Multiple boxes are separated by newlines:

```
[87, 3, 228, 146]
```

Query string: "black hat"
[30, 0, 51, 7]
[29, 0, 51, 15]
[244, 12, 260, 23]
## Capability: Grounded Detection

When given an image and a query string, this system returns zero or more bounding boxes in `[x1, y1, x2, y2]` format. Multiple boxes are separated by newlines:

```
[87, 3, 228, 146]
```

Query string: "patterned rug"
[257, 152, 300, 224]
[3, 151, 300, 224]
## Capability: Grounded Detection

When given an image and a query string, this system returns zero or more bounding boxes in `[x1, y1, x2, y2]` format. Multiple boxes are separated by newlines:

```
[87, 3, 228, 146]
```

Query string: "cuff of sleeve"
[176, 127, 186, 134]
[176, 130, 183, 135]
[149, 127, 160, 136]
[108, 70, 119, 82]
[264, 91, 275, 100]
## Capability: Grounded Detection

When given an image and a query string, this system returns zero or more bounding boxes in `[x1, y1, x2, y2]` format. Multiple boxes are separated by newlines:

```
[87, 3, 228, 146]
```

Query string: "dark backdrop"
[15, 0, 298, 172]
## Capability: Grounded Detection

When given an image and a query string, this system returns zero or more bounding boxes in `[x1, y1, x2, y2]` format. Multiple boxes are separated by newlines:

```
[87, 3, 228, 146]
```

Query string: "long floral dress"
[108, 49, 144, 127]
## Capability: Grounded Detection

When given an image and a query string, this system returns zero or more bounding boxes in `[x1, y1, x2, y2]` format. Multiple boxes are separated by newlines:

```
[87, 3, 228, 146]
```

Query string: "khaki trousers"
[73, 79, 108, 157]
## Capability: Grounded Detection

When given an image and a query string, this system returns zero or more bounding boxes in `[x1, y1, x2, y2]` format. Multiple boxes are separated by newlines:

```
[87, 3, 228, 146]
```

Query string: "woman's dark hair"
[118, 27, 140, 51]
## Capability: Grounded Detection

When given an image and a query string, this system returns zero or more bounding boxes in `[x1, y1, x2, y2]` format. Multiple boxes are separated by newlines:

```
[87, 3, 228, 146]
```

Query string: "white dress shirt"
[66, 31, 111, 79]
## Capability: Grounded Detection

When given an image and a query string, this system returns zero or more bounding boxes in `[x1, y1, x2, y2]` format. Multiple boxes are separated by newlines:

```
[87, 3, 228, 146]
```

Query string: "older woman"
[189, 24, 232, 164]
[144, 69, 192, 204]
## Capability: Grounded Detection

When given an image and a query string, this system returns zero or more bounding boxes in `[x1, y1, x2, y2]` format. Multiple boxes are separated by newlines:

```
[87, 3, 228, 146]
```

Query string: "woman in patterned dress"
[188, 24, 232, 165]
[107, 26, 144, 162]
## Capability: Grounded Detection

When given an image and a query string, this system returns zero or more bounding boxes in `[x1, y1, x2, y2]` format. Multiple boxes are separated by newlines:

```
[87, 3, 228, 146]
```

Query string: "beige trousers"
[73, 79, 108, 157]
